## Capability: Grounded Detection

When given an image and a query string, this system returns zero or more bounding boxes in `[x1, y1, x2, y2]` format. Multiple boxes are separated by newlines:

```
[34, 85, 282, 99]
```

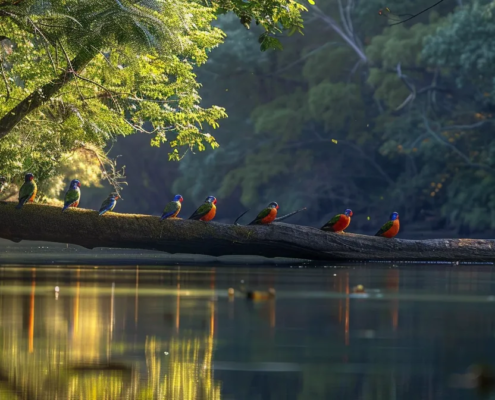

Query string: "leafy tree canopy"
[0, 0, 309, 197]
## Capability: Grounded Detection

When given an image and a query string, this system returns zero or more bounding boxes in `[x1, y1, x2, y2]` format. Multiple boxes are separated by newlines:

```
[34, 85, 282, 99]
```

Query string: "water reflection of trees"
[0, 272, 221, 400]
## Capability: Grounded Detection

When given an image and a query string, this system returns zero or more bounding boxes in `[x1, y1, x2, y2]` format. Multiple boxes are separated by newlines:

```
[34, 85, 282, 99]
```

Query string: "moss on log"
[0, 202, 494, 261]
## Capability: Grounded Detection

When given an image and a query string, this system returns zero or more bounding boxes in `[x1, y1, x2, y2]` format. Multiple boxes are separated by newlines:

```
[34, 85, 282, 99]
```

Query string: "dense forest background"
[113, 0, 495, 236]
[3, 0, 495, 236]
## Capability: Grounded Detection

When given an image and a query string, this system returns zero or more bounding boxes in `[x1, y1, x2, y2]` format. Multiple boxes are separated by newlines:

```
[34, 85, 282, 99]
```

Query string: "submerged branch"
[1, 202, 495, 262]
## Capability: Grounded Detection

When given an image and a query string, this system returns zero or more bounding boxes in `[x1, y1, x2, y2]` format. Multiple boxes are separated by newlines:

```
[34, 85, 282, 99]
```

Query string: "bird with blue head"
[321, 208, 353, 233]
[98, 193, 120, 216]
[375, 212, 400, 238]
[62, 179, 81, 212]
[160, 194, 184, 220]
[189, 196, 217, 221]
[16, 173, 37, 209]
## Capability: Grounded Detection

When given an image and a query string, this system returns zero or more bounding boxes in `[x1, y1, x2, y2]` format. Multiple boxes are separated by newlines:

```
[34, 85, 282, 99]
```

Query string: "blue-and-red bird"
[16, 173, 37, 209]
[249, 202, 279, 225]
[375, 212, 400, 238]
[321, 209, 353, 233]
[98, 193, 119, 216]
[161, 194, 183, 220]
[62, 179, 81, 212]
[189, 196, 217, 221]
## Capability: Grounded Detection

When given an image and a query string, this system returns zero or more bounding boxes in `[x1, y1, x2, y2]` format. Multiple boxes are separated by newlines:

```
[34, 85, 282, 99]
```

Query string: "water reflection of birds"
[450, 364, 495, 398]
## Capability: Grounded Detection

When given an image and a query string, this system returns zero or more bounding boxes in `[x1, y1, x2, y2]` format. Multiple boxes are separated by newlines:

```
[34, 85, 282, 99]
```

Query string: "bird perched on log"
[321, 209, 353, 233]
[375, 212, 400, 238]
[248, 202, 279, 225]
[98, 193, 119, 216]
[0, 176, 7, 193]
[62, 179, 81, 212]
[16, 173, 37, 209]
[189, 196, 217, 221]
[160, 194, 183, 220]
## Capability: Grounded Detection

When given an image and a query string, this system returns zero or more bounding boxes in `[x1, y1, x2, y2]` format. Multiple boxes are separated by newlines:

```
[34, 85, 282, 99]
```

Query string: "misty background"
[66, 0, 494, 238]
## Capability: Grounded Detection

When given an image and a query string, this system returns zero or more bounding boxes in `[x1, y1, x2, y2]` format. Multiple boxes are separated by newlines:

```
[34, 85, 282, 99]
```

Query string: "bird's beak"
[77, 182, 81, 187]
[213, 199, 217, 205]
[180, 197, 183, 202]
[276, 205, 279, 210]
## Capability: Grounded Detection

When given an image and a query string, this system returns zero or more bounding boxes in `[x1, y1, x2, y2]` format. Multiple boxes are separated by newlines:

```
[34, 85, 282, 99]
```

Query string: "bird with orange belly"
[16, 173, 37, 209]
[375, 212, 400, 238]
[189, 196, 217, 221]
[248, 202, 279, 225]
[321, 209, 353, 233]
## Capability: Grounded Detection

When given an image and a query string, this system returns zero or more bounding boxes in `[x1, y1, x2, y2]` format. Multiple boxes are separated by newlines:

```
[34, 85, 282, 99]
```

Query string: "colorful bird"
[0, 176, 7, 193]
[98, 193, 119, 216]
[188, 196, 217, 221]
[248, 202, 279, 225]
[321, 209, 353, 233]
[16, 173, 37, 209]
[161, 194, 183, 220]
[62, 179, 81, 212]
[375, 212, 400, 238]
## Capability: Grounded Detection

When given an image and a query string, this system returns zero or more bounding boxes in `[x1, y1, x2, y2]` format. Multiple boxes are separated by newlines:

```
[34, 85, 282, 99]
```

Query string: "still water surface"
[0, 265, 494, 399]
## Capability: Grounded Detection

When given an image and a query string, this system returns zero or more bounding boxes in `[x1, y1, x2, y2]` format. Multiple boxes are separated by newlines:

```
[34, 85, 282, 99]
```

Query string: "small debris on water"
[353, 284, 365, 293]
[54, 286, 60, 293]
[164, 352, 169, 355]
[228, 288, 235, 296]
[246, 288, 276, 300]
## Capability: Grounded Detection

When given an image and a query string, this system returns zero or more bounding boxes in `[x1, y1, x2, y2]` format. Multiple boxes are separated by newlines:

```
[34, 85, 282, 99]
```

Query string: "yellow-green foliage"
[0, 0, 309, 194]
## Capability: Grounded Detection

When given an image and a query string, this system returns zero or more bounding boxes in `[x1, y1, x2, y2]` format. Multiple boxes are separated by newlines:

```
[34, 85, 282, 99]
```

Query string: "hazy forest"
[0, 0, 494, 236]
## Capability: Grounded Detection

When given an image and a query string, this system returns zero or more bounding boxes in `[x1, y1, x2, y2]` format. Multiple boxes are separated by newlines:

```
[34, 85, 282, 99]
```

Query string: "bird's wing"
[18, 181, 34, 203]
[375, 220, 393, 236]
[161, 201, 180, 219]
[249, 208, 271, 224]
[321, 214, 342, 230]
[99, 198, 114, 213]
[189, 203, 211, 220]
[64, 188, 80, 207]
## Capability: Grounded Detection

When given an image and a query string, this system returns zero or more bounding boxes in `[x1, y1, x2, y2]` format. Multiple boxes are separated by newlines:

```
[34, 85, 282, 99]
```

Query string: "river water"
[0, 264, 493, 399]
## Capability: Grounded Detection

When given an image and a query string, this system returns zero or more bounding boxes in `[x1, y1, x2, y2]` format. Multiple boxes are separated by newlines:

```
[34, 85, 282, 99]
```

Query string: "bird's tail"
[62, 205, 68, 212]
[233, 210, 249, 226]
[274, 207, 307, 222]
[160, 214, 166, 221]
[99, 210, 106, 216]
[15, 199, 27, 210]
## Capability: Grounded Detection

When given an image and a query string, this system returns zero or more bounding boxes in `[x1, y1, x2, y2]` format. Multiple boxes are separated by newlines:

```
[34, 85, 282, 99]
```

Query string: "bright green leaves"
[207, 0, 307, 50]
[0, 0, 229, 189]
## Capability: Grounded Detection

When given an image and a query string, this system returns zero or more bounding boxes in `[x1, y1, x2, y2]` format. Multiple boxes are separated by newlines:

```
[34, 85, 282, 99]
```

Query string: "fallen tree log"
[0, 202, 494, 262]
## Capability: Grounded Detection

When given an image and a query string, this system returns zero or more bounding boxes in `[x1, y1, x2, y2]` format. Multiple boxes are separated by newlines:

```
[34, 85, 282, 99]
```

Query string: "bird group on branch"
[3, 173, 401, 238]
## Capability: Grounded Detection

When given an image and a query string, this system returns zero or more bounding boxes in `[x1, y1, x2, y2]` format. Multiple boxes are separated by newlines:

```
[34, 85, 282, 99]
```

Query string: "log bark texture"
[0, 202, 495, 261]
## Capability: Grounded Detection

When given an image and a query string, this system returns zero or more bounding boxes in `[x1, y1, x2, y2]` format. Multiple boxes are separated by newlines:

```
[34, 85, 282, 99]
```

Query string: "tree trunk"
[0, 202, 494, 261]
[0, 46, 98, 139]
